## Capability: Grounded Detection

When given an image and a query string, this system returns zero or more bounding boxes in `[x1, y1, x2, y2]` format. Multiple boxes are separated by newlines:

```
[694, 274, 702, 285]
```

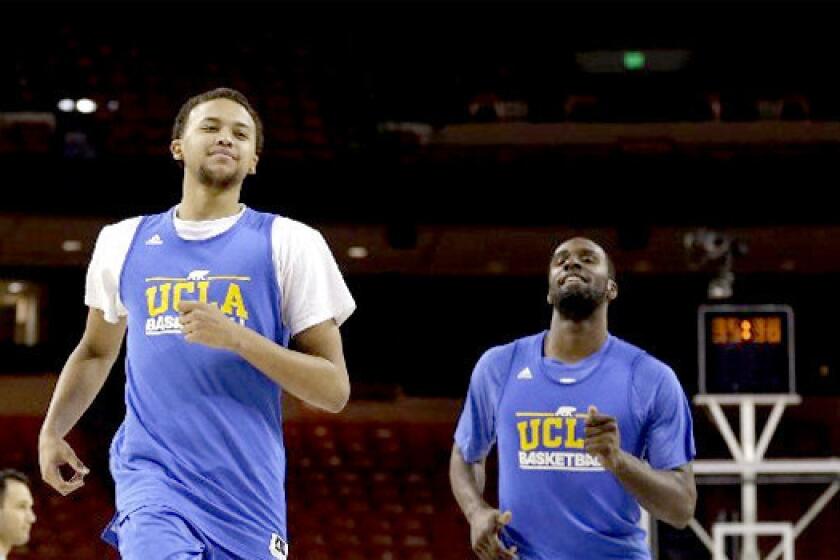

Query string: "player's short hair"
[171, 87, 264, 155]
[552, 239, 617, 280]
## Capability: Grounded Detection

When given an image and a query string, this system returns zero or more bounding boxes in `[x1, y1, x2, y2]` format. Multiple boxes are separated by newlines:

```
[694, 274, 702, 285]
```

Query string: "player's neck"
[545, 307, 609, 363]
[0, 538, 10, 557]
[179, 177, 243, 221]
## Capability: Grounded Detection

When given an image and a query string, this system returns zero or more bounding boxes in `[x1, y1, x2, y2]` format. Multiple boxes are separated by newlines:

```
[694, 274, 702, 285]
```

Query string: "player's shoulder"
[97, 216, 144, 244]
[270, 215, 324, 242]
[612, 336, 677, 386]
[477, 332, 542, 371]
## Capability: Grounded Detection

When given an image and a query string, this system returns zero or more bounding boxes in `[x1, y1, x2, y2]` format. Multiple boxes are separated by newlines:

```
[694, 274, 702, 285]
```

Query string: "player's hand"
[468, 508, 518, 560]
[39, 434, 89, 496]
[179, 301, 240, 351]
[585, 405, 624, 472]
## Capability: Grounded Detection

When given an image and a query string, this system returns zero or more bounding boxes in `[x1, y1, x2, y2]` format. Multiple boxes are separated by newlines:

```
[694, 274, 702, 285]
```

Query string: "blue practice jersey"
[109, 207, 291, 559]
[455, 332, 695, 560]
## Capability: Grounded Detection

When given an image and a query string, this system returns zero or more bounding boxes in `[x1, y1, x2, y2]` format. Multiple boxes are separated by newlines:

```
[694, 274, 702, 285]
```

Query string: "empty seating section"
[285, 420, 473, 560]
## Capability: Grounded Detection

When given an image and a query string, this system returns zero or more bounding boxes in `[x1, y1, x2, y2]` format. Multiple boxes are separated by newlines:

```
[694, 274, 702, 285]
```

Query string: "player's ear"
[171, 139, 183, 161]
[607, 278, 618, 301]
[248, 154, 259, 175]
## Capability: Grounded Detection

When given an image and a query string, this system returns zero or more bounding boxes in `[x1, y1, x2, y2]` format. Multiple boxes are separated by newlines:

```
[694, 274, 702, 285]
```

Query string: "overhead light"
[76, 98, 97, 114]
[347, 246, 368, 259]
[708, 271, 734, 300]
[107, 100, 119, 112]
[57, 98, 75, 112]
[8, 282, 24, 294]
[684, 229, 747, 300]
[62, 240, 82, 252]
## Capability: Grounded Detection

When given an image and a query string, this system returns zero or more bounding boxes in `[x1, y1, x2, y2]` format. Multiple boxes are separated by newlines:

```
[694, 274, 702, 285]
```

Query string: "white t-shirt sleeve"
[272, 217, 356, 337]
[84, 217, 142, 323]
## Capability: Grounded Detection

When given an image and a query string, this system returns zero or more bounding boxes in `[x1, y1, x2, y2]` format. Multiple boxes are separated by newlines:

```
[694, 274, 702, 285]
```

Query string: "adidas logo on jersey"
[145, 234, 163, 246]
[516, 367, 533, 380]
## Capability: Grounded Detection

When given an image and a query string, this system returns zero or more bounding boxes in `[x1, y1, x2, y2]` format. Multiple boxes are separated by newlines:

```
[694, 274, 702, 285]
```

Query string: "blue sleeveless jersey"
[455, 332, 695, 560]
[108, 208, 290, 559]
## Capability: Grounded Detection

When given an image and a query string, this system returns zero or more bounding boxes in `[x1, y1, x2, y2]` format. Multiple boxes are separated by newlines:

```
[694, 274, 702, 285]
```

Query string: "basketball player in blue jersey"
[37, 88, 355, 559]
[450, 237, 696, 560]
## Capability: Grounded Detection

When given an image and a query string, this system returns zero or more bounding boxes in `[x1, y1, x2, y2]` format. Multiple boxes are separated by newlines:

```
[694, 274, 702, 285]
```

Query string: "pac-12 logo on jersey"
[269, 533, 288, 559]
[143, 269, 251, 336]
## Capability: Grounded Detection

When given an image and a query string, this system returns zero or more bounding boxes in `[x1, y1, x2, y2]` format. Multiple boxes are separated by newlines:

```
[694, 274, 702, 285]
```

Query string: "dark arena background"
[1, 2, 839, 559]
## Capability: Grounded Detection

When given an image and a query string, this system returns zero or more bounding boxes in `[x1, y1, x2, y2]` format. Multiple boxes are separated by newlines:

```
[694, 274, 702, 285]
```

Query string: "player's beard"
[197, 163, 244, 189]
[550, 278, 609, 321]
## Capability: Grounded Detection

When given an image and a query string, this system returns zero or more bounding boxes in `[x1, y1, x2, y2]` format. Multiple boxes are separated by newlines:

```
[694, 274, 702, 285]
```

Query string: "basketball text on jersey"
[515, 406, 604, 471]
[143, 269, 252, 335]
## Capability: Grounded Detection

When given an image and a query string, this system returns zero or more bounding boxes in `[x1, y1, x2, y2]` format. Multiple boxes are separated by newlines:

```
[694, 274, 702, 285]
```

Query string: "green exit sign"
[623, 51, 646, 71]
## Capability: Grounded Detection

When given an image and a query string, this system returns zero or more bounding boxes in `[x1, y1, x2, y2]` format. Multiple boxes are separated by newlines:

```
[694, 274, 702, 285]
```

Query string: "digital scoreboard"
[698, 305, 795, 394]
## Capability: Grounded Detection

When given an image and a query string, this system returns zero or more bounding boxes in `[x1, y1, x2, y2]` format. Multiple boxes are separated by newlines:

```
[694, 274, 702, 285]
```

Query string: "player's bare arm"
[39, 308, 127, 495]
[450, 445, 518, 560]
[179, 301, 349, 412]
